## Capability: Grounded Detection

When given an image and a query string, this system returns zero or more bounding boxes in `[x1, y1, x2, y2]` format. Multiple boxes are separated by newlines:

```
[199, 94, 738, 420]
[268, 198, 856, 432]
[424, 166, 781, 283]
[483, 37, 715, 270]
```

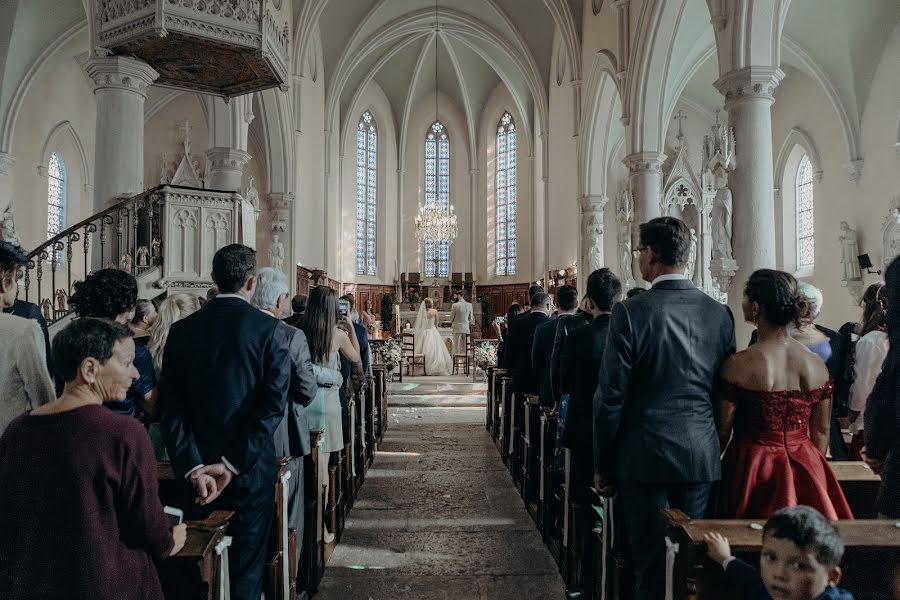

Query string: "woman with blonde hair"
[148, 293, 203, 375]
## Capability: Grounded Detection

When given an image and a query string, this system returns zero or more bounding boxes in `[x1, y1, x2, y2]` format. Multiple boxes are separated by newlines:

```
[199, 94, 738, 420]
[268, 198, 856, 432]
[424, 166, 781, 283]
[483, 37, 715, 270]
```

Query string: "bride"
[413, 298, 453, 375]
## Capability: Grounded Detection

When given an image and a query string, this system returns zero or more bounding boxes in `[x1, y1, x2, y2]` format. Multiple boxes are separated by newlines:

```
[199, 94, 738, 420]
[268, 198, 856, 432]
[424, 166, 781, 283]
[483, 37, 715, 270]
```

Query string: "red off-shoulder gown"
[714, 380, 853, 520]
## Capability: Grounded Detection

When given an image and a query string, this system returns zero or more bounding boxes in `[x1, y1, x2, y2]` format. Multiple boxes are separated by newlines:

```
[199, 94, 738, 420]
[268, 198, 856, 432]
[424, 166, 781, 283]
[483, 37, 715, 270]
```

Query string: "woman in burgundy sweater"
[0, 318, 186, 599]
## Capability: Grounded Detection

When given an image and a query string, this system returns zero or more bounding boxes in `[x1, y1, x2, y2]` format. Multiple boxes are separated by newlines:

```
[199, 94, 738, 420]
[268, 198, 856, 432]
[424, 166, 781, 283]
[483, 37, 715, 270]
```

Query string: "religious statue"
[245, 175, 260, 210]
[616, 189, 634, 223]
[583, 213, 604, 273]
[120, 252, 133, 273]
[687, 227, 702, 286]
[839, 221, 862, 281]
[709, 170, 734, 262]
[618, 226, 635, 286]
[55, 288, 68, 312]
[151, 237, 162, 260]
[267, 234, 284, 271]
[136, 245, 150, 267]
[588, 244, 603, 273]
[1, 205, 20, 245]
[41, 298, 52, 321]
[160, 153, 172, 185]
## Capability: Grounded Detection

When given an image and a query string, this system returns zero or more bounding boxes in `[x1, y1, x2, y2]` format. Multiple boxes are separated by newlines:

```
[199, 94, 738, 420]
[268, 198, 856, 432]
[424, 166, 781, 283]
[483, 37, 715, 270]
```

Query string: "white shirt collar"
[258, 308, 276, 318]
[215, 293, 248, 302]
[651, 273, 689, 287]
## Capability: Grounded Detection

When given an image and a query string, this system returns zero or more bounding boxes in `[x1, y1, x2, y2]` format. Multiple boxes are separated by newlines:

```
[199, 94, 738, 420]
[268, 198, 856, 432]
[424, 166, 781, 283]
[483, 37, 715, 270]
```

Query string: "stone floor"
[315, 376, 566, 599]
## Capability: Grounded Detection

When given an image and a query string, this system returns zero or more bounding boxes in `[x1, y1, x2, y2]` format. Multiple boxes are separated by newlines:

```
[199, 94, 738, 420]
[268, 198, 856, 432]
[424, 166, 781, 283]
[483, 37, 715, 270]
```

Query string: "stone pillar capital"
[624, 152, 666, 173]
[205, 148, 252, 171]
[579, 194, 609, 212]
[84, 56, 159, 99]
[714, 67, 784, 108]
[0, 152, 15, 176]
[268, 192, 295, 209]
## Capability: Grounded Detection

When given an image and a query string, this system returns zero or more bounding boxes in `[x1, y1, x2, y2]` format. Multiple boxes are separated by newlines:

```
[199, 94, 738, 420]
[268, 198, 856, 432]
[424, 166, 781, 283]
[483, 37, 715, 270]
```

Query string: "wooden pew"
[499, 376, 513, 464]
[376, 366, 389, 439]
[491, 369, 507, 443]
[158, 510, 233, 600]
[831, 460, 881, 518]
[341, 397, 355, 530]
[266, 457, 295, 600]
[539, 407, 564, 565]
[664, 509, 900, 600]
[486, 366, 496, 432]
[354, 387, 367, 495]
[523, 394, 542, 519]
[299, 429, 325, 596]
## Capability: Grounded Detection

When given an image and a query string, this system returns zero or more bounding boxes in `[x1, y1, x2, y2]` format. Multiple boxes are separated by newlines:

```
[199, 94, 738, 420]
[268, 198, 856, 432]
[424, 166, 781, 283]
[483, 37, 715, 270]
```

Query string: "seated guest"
[0, 318, 186, 599]
[283, 293, 307, 328]
[495, 303, 521, 369]
[129, 299, 157, 346]
[0, 241, 53, 376]
[534, 286, 579, 407]
[70, 269, 157, 420]
[847, 282, 888, 459]
[508, 292, 553, 399]
[0, 242, 55, 434]
[704, 506, 852, 600]
[714, 269, 852, 520]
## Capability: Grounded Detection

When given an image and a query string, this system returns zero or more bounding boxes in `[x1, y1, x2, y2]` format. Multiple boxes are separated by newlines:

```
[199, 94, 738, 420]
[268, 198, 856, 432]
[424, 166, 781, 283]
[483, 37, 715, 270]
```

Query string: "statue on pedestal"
[245, 175, 260, 211]
[41, 298, 52, 321]
[686, 227, 698, 281]
[267, 234, 284, 271]
[709, 170, 734, 263]
[120, 253, 133, 274]
[136, 246, 150, 267]
[839, 221, 862, 281]
[1, 205, 20, 245]
[55, 288, 68, 312]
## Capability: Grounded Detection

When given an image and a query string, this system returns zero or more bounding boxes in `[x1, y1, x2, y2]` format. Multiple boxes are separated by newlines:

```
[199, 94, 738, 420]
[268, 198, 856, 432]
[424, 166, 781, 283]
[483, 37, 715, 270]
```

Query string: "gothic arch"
[775, 127, 823, 187]
[39, 121, 90, 188]
[579, 51, 622, 198]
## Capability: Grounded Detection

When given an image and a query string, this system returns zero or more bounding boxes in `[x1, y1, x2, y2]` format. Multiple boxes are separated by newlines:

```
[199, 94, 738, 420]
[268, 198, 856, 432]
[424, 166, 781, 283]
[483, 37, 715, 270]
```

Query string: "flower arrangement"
[375, 338, 404, 371]
[473, 341, 498, 369]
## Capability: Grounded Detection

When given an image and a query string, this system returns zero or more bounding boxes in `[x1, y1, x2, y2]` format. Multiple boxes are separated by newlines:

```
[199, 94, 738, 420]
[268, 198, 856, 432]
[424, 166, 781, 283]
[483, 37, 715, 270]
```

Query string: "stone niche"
[94, 0, 290, 97]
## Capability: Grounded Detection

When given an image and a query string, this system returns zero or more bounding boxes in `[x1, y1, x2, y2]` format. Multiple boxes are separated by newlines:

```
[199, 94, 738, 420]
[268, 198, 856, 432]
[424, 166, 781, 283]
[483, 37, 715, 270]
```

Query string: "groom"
[450, 292, 474, 354]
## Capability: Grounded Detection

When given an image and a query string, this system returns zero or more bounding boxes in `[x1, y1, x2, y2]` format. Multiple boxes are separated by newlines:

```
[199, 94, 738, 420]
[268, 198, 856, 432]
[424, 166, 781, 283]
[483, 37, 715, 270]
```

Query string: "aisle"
[315, 377, 566, 599]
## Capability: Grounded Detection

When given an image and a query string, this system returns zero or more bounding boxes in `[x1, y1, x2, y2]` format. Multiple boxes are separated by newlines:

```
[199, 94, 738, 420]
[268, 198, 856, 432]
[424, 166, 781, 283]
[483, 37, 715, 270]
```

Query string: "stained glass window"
[796, 155, 815, 269]
[424, 121, 450, 278]
[496, 112, 517, 276]
[47, 152, 66, 247]
[356, 111, 377, 276]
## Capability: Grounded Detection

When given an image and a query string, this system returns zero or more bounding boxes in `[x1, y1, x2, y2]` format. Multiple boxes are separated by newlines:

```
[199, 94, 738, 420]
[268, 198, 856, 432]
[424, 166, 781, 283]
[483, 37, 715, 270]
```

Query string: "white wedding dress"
[413, 304, 453, 376]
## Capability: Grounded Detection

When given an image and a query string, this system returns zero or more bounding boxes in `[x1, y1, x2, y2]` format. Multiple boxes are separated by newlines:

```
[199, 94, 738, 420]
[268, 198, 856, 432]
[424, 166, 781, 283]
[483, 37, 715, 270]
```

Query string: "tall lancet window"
[424, 121, 450, 278]
[796, 155, 815, 269]
[47, 152, 66, 241]
[356, 111, 377, 275]
[495, 112, 517, 276]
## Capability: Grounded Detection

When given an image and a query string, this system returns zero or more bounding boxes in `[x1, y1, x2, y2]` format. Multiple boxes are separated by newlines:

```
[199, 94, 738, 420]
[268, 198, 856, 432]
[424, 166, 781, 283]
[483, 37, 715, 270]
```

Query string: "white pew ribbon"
[279, 469, 292, 599]
[664, 535, 680, 600]
[215, 535, 233, 600]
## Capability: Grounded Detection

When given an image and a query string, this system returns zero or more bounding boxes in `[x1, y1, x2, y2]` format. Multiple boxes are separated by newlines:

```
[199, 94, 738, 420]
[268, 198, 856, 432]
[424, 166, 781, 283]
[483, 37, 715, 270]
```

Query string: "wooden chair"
[402, 332, 425, 376]
[452, 333, 471, 375]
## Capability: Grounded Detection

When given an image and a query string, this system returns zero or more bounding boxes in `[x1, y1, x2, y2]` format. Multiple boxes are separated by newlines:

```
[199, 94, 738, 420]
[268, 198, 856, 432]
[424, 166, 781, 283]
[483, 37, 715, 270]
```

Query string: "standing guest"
[508, 292, 553, 400]
[205, 284, 219, 303]
[864, 258, 900, 518]
[533, 285, 577, 408]
[250, 268, 318, 586]
[495, 303, 521, 369]
[847, 282, 888, 459]
[0, 242, 55, 434]
[625, 287, 645, 299]
[550, 288, 593, 411]
[159, 244, 291, 600]
[283, 294, 307, 328]
[594, 216, 735, 600]
[0, 318, 186, 600]
[0, 242, 53, 376]
[713, 269, 852, 520]
[360, 298, 378, 337]
[70, 269, 156, 420]
[342, 294, 370, 378]
[129, 299, 157, 346]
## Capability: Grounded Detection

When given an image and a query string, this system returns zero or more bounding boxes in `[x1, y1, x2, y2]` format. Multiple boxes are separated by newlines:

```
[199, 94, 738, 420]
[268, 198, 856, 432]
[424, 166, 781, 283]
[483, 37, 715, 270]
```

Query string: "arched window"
[424, 121, 450, 278]
[356, 111, 377, 276]
[496, 112, 517, 276]
[795, 155, 815, 269]
[47, 152, 66, 241]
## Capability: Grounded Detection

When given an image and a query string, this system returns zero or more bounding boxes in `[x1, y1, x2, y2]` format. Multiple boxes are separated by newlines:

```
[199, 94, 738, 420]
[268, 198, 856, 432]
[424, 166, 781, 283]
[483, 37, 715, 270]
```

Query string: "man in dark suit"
[594, 217, 735, 600]
[283, 294, 307, 328]
[160, 244, 291, 600]
[250, 267, 318, 590]
[508, 291, 553, 399]
[532, 285, 577, 407]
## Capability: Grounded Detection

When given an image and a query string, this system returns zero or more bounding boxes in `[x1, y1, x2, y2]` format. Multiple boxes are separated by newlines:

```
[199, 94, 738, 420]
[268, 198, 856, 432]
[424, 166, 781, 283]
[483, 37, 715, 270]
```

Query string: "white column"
[469, 168, 478, 278]
[205, 148, 252, 192]
[84, 57, 159, 212]
[205, 95, 254, 192]
[623, 151, 665, 286]
[397, 168, 405, 290]
[715, 67, 783, 343]
[579, 195, 609, 292]
[0, 153, 19, 244]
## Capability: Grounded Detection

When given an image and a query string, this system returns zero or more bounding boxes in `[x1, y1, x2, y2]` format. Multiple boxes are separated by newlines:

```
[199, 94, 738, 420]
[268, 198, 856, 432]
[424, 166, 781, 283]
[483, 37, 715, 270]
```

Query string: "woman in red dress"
[714, 269, 853, 520]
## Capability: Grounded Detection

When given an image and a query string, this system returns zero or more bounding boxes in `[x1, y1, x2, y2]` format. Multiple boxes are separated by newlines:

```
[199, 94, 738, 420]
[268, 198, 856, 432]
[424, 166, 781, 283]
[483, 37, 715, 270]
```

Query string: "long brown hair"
[301, 286, 338, 364]
[857, 281, 887, 338]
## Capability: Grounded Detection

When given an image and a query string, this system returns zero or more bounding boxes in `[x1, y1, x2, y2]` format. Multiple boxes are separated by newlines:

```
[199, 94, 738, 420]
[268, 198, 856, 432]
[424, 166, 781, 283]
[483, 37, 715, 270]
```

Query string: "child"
[703, 505, 853, 600]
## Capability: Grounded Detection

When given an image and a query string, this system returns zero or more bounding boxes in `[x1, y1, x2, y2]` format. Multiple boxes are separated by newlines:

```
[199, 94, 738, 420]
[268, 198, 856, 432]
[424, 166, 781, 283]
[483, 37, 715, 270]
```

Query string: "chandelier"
[415, 203, 458, 243]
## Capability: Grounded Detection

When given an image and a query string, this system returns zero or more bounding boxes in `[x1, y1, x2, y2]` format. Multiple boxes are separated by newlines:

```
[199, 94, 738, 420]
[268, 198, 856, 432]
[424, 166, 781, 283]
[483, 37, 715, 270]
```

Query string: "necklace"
[132, 326, 151, 335]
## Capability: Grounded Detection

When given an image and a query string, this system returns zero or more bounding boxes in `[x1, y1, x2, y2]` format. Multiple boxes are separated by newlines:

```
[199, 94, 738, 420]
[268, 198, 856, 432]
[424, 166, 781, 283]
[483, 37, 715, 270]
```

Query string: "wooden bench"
[159, 510, 233, 600]
[299, 429, 325, 596]
[523, 394, 542, 519]
[664, 509, 900, 600]
[499, 376, 513, 463]
[486, 366, 496, 432]
[831, 460, 881, 518]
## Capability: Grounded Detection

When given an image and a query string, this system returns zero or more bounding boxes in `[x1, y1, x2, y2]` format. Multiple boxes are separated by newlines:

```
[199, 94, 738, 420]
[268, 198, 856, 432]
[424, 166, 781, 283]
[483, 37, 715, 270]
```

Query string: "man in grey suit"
[250, 267, 318, 591]
[449, 292, 474, 354]
[593, 217, 735, 600]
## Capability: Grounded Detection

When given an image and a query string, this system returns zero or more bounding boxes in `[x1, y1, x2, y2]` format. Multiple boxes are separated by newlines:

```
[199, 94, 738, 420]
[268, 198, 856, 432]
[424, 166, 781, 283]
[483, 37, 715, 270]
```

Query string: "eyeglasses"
[632, 246, 649, 256]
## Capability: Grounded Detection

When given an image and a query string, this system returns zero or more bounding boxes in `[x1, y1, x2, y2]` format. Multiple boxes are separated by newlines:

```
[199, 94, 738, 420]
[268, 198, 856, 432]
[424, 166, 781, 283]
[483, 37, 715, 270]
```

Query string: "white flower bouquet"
[473, 342, 498, 369]
[375, 338, 404, 371]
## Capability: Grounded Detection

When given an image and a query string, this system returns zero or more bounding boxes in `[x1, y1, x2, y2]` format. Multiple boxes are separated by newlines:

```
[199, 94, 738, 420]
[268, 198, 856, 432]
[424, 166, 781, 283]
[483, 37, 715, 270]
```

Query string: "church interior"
[2, 0, 900, 598]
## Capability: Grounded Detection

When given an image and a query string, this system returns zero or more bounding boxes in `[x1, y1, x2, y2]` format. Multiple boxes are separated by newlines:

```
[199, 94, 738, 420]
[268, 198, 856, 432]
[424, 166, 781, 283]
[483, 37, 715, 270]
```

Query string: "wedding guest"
[129, 299, 157, 346]
[714, 269, 852, 520]
[361, 298, 378, 336]
[594, 216, 735, 600]
[496, 303, 521, 369]
[704, 506, 852, 600]
[848, 282, 888, 459]
[508, 292, 552, 400]
[206, 284, 219, 303]
[0, 242, 53, 376]
[70, 268, 156, 420]
[864, 258, 900, 517]
[550, 286, 593, 410]
[341, 294, 370, 378]
[283, 294, 307, 328]
[533, 285, 577, 407]
[0, 242, 55, 434]
[0, 318, 186, 600]
[625, 287, 645, 299]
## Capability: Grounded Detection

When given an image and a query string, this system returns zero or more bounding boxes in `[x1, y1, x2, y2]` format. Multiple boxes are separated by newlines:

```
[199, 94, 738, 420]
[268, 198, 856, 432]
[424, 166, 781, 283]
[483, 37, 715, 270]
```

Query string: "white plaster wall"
[339, 81, 399, 285]
[295, 71, 327, 271]
[143, 92, 209, 193]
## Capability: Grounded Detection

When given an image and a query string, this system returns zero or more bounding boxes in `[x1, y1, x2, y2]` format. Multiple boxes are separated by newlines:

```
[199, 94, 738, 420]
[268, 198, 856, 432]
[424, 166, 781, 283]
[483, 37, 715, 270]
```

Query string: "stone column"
[469, 168, 478, 278]
[714, 67, 783, 343]
[0, 153, 19, 244]
[84, 57, 159, 213]
[623, 151, 665, 286]
[205, 95, 254, 191]
[205, 148, 252, 192]
[579, 195, 608, 289]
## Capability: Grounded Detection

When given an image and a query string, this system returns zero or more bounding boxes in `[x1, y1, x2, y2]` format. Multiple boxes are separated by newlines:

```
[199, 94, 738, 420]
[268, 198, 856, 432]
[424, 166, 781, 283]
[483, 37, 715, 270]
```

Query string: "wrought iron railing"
[22, 185, 166, 325]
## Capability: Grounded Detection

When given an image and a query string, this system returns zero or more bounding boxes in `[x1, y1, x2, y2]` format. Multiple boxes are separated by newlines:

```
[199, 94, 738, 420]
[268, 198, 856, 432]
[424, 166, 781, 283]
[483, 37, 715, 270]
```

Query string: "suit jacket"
[159, 296, 291, 479]
[272, 322, 318, 458]
[560, 314, 611, 453]
[593, 279, 735, 483]
[450, 300, 474, 334]
[552, 310, 593, 399]
[3, 299, 53, 377]
[509, 310, 551, 397]
[532, 317, 560, 407]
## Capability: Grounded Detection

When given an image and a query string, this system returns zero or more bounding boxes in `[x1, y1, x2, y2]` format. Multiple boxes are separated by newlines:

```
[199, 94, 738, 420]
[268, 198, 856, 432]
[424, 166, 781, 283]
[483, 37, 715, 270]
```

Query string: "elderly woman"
[70, 268, 157, 419]
[0, 318, 186, 599]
